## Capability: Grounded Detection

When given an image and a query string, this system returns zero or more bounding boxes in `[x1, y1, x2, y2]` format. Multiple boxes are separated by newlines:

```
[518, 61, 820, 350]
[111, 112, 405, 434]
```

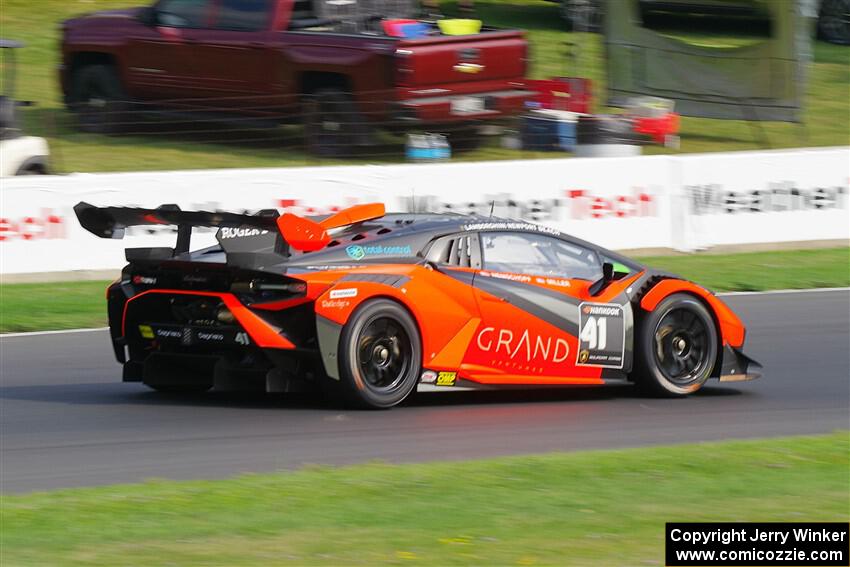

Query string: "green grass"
[1, 248, 847, 333]
[1, 0, 848, 173]
[1, 432, 847, 566]
[0, 280, 109, 333]
[637, 247, 850, 292]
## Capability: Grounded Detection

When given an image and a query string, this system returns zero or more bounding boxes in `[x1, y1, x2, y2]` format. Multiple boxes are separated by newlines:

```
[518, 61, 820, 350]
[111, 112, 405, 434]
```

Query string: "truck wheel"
[14, 159, 48, 175]
[634, 293, 718, 397]
[303, 89, 372, 157]
[561, 0, 603, 32]
[445, 124, 484, 152]
[334, 299, 421, 409]
[146, 384, 212, 394]
[17, 166, 46, 175]
[818, 0, 850, 45]
[69, 64, 129, 134]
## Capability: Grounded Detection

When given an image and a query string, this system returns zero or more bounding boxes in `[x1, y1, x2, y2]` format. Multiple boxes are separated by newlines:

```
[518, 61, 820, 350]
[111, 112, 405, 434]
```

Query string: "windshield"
[313, 0, 420, 21]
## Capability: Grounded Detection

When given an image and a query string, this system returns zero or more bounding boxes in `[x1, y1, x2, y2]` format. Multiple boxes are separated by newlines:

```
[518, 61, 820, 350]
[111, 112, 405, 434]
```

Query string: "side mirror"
[137, 6, 157, 26]
[588, 262, 614, 296]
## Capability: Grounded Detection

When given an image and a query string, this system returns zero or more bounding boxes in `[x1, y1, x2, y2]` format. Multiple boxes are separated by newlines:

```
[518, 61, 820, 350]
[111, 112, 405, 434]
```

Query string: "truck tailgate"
[396, 30, 527, 87]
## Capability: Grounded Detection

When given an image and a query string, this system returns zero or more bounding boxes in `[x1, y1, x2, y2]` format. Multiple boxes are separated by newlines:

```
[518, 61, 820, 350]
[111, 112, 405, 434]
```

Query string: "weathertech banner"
[676, 147, 849, 250]
[0, 147, 847, 275]
[666, 522, 849, 566]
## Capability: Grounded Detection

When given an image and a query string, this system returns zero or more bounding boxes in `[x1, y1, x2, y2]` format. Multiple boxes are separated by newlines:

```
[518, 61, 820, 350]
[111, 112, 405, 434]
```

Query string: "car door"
[177, 0, 279, 112]
[464, 230, 625, 384]
[124, 0, 214, 100]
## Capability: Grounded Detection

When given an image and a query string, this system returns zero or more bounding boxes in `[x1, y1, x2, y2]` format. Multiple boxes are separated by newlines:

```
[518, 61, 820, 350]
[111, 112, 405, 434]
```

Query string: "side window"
[600, 254, 634, 279]
[425, 234, 481, 269]
[481, 232, 602, 281]
[291, 0, 316, 21]
[215, 0, 272, 31]
[156, 0, 210, 28]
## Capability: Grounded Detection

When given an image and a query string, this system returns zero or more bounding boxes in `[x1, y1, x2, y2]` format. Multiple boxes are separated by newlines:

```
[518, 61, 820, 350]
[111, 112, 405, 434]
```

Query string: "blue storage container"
[521, 110, 579, 152]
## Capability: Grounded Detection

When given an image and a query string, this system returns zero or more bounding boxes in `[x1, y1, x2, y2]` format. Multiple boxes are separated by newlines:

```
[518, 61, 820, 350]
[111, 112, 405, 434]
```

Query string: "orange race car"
[75, 201, 761, 409]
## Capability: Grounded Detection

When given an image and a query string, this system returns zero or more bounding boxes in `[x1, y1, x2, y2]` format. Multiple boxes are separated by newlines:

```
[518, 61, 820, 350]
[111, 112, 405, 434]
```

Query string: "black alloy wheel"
[357, 316, 412, 392]
[653, 307, 712, 385]
[635, 293, 718, 396]
[335, 299, 421, 409]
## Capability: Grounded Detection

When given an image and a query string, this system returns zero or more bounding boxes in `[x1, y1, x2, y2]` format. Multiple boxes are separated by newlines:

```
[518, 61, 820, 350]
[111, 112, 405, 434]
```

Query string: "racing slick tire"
[334, 299, 422, 409]
[68, 64, 129, 135]
[634, 293, 718, 397]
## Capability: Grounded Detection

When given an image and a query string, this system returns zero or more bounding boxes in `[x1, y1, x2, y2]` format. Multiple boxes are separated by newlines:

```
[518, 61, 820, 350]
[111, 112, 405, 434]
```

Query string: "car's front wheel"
[634, 293, 718, 396]
[335, 299, 421, 409]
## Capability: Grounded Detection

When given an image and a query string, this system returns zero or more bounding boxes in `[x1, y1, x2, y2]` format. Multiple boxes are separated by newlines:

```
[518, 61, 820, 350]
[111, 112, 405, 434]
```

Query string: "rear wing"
[74, 201, 386, 265]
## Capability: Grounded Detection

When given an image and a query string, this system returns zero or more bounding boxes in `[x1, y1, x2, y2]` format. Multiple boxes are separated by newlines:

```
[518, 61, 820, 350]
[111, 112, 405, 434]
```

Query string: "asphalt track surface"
[1, 289, 848, 493]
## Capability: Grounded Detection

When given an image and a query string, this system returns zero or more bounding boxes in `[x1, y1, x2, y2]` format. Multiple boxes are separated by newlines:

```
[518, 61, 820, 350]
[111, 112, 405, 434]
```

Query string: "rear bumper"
[717, 345, 763, 382]
[395, 89, 535, 123]
[121, 289, 298, 349]
[121, 350, 319, 393]
[112, 287, 322, 391]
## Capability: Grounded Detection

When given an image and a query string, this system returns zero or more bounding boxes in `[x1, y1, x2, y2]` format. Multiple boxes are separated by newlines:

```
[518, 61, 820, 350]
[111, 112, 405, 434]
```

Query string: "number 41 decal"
[235, 332, 250, 345]
[577, 303, 625, 369]
[580, 316, 607, 350]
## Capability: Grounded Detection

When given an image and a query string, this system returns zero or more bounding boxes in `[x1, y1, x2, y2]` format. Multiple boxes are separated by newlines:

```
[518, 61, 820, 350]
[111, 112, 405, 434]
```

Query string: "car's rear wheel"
[334, 299, 421, 409]
[68, 64, 129, 135]
[634, 293, 718, 396]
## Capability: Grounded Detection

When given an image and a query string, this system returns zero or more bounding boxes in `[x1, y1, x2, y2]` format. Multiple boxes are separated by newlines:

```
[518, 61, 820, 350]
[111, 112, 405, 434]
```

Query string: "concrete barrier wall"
[1, 147, 847, 275]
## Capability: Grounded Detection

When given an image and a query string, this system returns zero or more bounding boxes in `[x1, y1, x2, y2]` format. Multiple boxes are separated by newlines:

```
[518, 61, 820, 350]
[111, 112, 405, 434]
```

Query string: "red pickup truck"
[59, 0, 533, 154]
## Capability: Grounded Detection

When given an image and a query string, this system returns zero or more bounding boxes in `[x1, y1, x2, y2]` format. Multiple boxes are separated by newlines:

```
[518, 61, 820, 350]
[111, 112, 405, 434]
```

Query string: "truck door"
[178, 0, 279, 112]
[125, 0, 214, 99]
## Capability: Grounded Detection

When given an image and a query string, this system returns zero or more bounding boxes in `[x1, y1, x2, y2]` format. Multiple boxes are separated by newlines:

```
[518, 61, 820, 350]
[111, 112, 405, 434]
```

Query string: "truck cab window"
[156, 0, 210, 29]
[215, 0, 272, 31]
[291, 0, 316, 20]
[481, 232, 602, 281]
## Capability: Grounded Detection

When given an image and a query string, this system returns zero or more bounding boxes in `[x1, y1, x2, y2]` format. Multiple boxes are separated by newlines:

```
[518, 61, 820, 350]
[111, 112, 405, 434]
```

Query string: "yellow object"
[436, 371, 457, 386]
[138, 325, 154, 339]
[453, 62, 484, 74]
[438, 19, 482, 36]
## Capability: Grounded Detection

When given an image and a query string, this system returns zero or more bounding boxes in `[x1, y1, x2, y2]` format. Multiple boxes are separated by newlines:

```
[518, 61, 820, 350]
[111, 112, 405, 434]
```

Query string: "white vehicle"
[1, 39, 49, 177]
